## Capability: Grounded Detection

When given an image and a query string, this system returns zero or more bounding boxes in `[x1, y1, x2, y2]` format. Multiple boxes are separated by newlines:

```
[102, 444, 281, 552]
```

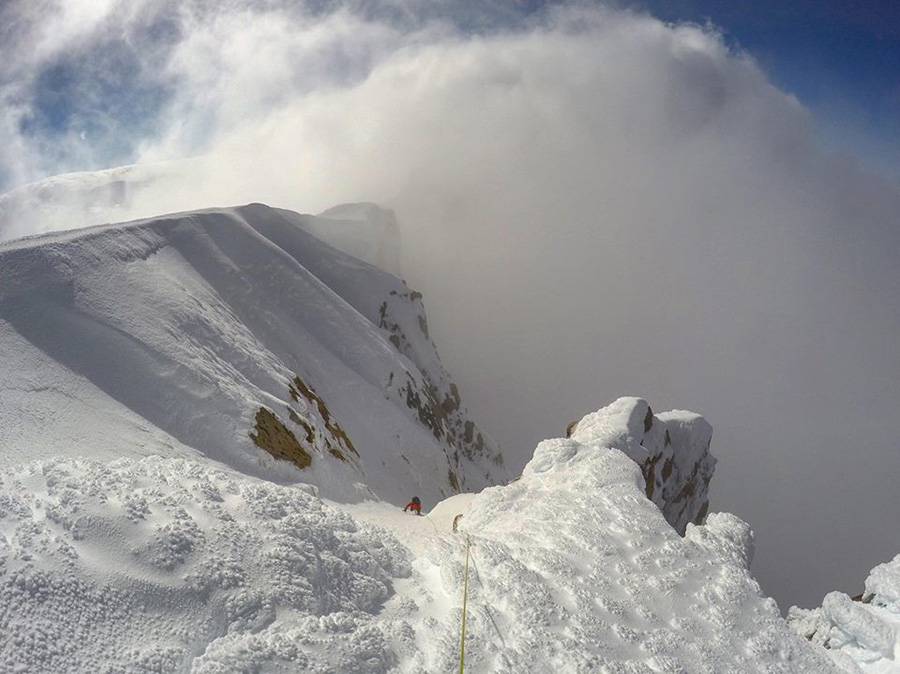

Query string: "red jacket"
[404, 500, 421, 512]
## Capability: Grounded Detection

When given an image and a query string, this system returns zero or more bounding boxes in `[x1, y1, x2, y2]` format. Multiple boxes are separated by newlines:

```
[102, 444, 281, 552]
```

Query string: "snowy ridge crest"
[569, 397, 716, 535]
[408, 400, 838, 672]
[0, 402, 843, 672]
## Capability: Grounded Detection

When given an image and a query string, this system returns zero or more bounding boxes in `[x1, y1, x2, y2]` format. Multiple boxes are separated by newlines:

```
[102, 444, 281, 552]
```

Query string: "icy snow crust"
[788, 555, 900, 673]
[0, 456, 410, 673]
[0, 204, 504, 503]
[0, 401, 841, 672]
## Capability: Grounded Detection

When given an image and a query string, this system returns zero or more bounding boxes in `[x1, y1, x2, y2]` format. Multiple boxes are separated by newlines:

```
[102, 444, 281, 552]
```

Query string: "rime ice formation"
[788, 554, 900, 673]
[0, 203, 504, 504]
[0, 403, 842, 673]
[0, 457, 411, 673]
[569, 397, 716, 535]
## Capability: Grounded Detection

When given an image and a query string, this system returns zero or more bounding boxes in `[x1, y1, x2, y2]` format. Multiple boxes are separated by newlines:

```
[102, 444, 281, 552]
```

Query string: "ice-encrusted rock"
[788, 554, 900, 673]
[417, 424, 839, 673]
[569, 397, 716, 535]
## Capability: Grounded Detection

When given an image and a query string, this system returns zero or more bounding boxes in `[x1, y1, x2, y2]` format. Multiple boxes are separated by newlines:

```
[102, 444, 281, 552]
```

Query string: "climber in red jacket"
[404, 496, 422, 515]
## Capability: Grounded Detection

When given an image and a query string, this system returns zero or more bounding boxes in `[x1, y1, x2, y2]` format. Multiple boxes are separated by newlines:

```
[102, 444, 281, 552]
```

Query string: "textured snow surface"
[0, 203, 504, 503]
[0, 456, 411, 673]
[788, 555, 900, 673]
[0, 402, 843, 673]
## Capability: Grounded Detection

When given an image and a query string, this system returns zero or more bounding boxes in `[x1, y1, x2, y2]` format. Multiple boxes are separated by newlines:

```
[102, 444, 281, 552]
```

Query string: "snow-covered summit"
[0, 203, 504, 504]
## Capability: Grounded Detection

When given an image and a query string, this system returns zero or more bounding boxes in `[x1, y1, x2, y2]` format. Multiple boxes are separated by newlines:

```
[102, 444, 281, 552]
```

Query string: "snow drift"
[0, 400, 842, 672]
[0, 203, 504, 504]
[789, 555, 900, 673]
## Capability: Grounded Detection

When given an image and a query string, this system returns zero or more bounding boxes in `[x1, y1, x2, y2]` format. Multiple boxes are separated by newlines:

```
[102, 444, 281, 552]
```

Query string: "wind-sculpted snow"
[788, 555, 900, 673]
[570, 397, 716, 534]
[0, 403, 841, 672]
[0, 204, 504, 503]
[0, 162, 402, 274]
[380, 405, 840, 672]
[0, 456, 410, 673]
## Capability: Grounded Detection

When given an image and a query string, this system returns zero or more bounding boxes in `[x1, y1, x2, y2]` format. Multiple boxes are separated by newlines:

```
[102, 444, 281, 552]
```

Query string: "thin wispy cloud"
[1, 0, 899, 612]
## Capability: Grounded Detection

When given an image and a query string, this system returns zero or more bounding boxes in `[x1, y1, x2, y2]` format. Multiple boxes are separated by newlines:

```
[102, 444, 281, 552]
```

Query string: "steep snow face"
[0, 204, 504, 504]
[788, 555, 900, 673]
[570, 397, 716, 535]
[0, 402, 840, 672]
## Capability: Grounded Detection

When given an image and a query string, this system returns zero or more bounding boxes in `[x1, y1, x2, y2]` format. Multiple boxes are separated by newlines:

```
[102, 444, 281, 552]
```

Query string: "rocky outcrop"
[378, 287, 502, 483]
[568, 397, 716, 535]
[250, 407, 313, 469]
[239, 200, 505, 492]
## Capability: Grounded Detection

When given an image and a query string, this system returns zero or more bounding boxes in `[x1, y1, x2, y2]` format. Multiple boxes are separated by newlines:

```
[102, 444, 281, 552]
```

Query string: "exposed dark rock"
[249, 408, 312, 470]
[644, 406, 654, 433]
[289, 375, 358, 458]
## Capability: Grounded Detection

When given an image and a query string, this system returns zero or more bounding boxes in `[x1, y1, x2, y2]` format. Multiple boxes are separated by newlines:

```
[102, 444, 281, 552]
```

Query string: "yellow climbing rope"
[458, 536, 471, 674]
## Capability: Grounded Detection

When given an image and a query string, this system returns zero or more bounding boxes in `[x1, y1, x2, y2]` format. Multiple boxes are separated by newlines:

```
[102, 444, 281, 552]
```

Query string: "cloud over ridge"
[2, 0, 899, 612]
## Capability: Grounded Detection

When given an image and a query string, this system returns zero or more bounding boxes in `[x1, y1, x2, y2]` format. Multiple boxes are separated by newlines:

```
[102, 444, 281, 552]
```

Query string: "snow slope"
[0, 400, 842, 672]
[788, 555, 900, 673]
[0, 203, 504, 504]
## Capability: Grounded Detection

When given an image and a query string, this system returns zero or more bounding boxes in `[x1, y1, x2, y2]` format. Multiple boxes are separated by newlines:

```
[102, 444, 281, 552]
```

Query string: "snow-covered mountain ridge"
[0, 203, 503, 504]
[0, 400, 843, 672]
[0, 163, 401, 273]
[0, 200, 885, 672]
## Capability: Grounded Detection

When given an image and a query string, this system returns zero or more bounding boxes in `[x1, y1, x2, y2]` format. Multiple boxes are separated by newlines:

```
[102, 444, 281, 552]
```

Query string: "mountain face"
[0, 203, 505, 504]
[0, 194, 872, 672]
